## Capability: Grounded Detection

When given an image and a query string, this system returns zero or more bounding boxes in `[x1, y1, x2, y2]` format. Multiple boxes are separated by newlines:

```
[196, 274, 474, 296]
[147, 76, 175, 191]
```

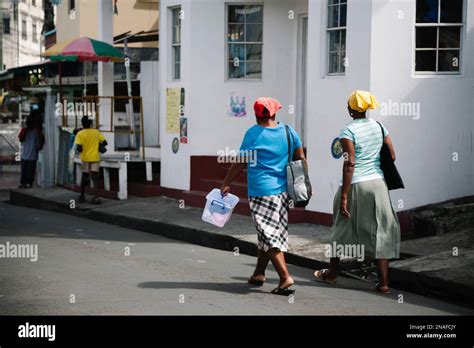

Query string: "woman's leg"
[267, 248, 293, 288]
[376, 258, 389, 289]
[20, 160, 27, 186]
[252, 250, 269, 280]
[327, 257, 340, 279]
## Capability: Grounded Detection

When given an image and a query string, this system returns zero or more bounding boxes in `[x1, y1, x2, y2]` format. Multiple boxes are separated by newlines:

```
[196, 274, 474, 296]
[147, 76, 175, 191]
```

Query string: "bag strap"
[376, 121, 385, 142]
[285, 125, 294, 163]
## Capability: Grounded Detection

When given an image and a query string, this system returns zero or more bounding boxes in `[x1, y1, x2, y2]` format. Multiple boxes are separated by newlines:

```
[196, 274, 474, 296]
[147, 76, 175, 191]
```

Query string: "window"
[69, 0, 76, 12]
[327, 0, 347, 75]
[171, 7, 181, 80]
[415, 0, 463, 73]
[3, 16, 10, 35]
[21, 19, 27, 40]
[32, 22, 38, 42]
[227, 4, 263, 79]
[32, 0, 36, 6]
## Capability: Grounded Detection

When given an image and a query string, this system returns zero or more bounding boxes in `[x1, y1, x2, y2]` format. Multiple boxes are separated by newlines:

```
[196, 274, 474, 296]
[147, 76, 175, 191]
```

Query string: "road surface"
[0, 194, 471, 315]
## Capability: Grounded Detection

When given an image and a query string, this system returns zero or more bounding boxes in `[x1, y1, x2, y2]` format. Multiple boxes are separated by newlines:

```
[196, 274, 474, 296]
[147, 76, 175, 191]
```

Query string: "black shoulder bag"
[377, 121, 404, 190]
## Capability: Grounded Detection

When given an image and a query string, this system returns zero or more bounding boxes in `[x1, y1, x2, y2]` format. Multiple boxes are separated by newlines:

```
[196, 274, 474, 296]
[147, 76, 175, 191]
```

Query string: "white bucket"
[202, 188, 240, 228]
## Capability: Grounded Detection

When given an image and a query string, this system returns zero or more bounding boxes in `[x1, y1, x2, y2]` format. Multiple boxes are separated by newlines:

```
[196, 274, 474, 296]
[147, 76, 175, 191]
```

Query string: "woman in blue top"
[314, 90, 401, 294]
[221, 97, 305, 296]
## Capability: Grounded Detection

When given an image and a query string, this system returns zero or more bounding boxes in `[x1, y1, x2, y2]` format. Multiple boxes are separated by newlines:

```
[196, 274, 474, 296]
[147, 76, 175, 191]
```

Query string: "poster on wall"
[166, 88, 181, 133]
[180, 118, 188, 144]
[228, 92, 247, 117]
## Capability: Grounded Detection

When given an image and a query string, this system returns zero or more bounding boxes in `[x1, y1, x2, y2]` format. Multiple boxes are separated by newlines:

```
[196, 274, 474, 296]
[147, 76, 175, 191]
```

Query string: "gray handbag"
[285, 125, 312, 207]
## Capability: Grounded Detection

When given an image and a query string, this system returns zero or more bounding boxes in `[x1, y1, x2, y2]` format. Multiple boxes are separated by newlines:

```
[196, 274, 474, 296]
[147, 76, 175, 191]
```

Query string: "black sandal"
[270, 287, 295, 296]
[248, 276, 265, 287]
[91, 197, 101, 205]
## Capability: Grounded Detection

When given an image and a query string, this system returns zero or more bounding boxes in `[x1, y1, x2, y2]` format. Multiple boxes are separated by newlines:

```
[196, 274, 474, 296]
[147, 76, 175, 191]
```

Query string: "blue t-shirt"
[21, 129, 40, 161]
[239, 122, 302, 197]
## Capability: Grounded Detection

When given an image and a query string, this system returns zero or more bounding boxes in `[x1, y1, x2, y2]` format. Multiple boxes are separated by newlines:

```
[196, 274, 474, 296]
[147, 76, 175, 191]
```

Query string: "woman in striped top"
[314, 90, 401, 294]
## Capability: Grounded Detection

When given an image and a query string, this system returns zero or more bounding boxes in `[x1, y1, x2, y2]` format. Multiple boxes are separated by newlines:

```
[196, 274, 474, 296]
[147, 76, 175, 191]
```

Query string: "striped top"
[339, 118, 388, 184]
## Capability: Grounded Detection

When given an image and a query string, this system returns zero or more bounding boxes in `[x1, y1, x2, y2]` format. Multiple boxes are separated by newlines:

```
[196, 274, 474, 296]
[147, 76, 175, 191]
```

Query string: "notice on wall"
[228, 92, 247, 117]
[166, 88, 182, 133]
[180, 118, 188, 144]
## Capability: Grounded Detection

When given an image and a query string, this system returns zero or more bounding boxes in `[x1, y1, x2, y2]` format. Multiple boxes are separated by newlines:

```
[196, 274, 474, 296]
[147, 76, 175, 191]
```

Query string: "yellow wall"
[56, 0, 159, 48]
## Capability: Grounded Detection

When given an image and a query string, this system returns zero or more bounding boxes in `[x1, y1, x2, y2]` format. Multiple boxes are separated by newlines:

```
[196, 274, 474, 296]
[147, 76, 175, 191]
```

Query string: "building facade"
[158, 0, 474, 220]
[1, 0, 44, 70]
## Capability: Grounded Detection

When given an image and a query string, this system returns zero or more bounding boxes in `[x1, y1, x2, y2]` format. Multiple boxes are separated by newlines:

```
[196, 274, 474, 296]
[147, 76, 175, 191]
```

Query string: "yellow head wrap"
[347, 90, 379, 113]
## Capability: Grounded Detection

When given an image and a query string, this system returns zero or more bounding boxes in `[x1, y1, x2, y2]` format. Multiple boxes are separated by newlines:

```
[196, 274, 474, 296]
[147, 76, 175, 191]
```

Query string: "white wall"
[159, 0, 308, 190]
[306, 0, 373, 213]
[368, 0, 474, 211]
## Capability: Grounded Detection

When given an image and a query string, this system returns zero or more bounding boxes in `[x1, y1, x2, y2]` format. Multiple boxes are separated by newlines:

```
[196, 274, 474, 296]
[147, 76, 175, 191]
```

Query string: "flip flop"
[270, 286, 295, 296]
[247, 276, 265, 287]
[313, 269, 337, 285]
[91, 197, 101, 205]
[375, 282, 390, 294]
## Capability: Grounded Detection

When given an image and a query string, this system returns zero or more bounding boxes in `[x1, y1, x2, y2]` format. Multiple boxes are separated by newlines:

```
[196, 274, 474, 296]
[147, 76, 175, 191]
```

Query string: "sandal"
[78, 195, 86, 203]
[271, 286, 295, 296]
[313, 269, 337, 285]
[248, 276, 265, 287]
[375, 282, 390, 294]
[91, 197, 101, 205]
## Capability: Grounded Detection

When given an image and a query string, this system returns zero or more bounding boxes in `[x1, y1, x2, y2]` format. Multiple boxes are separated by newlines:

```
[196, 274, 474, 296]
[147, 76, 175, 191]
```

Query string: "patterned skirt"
[249, 192, 290, 252]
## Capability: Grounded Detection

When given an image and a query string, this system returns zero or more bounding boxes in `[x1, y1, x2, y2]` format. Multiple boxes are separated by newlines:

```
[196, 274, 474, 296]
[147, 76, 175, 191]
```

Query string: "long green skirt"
[330, 178, 400, 259]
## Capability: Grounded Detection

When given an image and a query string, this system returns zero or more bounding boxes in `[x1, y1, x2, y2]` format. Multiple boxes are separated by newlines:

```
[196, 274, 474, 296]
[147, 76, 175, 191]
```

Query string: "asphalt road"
[0, 196, 472, 315]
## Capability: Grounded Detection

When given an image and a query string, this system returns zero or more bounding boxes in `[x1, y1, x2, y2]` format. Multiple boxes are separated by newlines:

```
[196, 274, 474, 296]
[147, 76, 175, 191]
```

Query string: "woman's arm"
[221, 163, 246, 196]
[384, 135, 396, 161]
[340, 138, 355, 218]
[293, 146, 306, 161]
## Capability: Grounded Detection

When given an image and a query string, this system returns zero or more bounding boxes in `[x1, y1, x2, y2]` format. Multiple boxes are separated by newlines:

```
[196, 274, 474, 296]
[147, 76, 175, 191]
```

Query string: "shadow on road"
[137, 280, 264, 295]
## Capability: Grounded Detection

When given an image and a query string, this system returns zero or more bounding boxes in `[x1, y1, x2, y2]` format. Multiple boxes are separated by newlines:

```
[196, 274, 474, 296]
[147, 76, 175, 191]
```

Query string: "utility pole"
[0, 2, 3, 72]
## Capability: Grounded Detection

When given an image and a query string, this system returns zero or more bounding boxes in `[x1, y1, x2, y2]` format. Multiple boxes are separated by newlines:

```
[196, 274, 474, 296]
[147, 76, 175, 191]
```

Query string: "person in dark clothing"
[18, 116, 44, 188]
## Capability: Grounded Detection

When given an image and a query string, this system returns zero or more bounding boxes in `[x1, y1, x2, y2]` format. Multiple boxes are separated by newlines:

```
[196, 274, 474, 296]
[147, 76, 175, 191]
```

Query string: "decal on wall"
[228, 92, 247, 117]
[180, 118, 188, 144]
[172, 137, 180, 154]
[166, 88, 181, 133]
[331, 137, 343, 159]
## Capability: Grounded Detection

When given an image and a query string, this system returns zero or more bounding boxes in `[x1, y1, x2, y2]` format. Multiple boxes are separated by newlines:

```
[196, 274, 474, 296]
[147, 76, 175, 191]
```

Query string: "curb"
[8, 189, 474, 308]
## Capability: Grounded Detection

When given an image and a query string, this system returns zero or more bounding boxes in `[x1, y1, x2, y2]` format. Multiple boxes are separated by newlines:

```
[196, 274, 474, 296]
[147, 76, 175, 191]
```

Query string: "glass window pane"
[340, 4, 347, 27]
[416, 0, 439, 23]
[228, 24, 244, 42]
[172, 26, 181, 44]
[328, 5, 339, 28]
[416, 27, 437, 48]
[174, 63, 180, 80]
[229, 62, 246, 79]
[245, 5, 263, 23]
[439, 26, 460, 48]
[245, 23, 263, 42]
[328, 52, 340, 74]
[329, 0, 339, 4]
[339, 52, 346, 73]
[228, 5, 245, 23]
[438, 50, 460, 71]
[329, 30, 340, 52]
[228, 44, 245, 61]
[440, 0, 463, 23]
[415, 50, 436, 71]
[340, 30, 346, 52]
[173, 46, 180, 63]
[246, 62, 262, 78]
[245, 44, 262, 61]
[172, 8, 181, 26]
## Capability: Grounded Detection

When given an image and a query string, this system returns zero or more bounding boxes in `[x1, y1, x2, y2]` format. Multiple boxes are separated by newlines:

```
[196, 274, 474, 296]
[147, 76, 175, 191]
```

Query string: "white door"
[297, 16, 308, 148]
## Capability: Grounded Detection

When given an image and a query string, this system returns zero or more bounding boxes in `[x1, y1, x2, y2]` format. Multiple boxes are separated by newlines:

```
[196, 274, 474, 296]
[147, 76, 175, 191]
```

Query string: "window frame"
[326, 0, 347, 76]
[170, 6, 182, 81]
[32, 22, 38, 43]
[413, 0, 465, 76]
[225, 2, 264, 81]
[69, 0, 76, 12]
[3, 15, 11, 35]
[21, 18, 27, 41]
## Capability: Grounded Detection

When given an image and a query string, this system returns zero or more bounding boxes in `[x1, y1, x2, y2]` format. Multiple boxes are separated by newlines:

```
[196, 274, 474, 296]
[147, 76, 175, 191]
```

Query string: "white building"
[158, 0, 474, 226]
[1, 0, 44, 70]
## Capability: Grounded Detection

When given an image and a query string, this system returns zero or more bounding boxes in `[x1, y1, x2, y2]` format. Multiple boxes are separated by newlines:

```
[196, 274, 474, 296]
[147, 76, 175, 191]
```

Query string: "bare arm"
[293, 146, 306, 161]
[384, 135, 396, 161]
[340, 138, 355, 218]
[221, 163, 246, 196]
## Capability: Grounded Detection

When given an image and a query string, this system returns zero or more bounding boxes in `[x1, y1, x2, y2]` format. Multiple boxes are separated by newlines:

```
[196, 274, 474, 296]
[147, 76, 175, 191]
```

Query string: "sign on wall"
[228, 92, 247, 117]
[166, 88, 183, 134]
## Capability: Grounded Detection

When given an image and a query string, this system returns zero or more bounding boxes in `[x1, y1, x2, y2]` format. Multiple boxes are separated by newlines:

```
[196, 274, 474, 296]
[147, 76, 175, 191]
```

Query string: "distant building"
[1, 0, 44, 70]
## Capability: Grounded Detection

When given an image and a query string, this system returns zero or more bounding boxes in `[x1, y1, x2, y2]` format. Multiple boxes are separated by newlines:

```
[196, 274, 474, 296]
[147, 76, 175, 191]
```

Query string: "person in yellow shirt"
[74, 116, 107, 204]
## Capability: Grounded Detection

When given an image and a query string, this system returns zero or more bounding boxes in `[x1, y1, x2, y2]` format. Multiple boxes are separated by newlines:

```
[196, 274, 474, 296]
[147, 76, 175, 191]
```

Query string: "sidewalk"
[8, 186, 474, 307]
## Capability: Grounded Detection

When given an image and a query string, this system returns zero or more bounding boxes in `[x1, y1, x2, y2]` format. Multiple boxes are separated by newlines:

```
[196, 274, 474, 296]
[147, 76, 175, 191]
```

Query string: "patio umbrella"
[42, 37, 125, 99]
